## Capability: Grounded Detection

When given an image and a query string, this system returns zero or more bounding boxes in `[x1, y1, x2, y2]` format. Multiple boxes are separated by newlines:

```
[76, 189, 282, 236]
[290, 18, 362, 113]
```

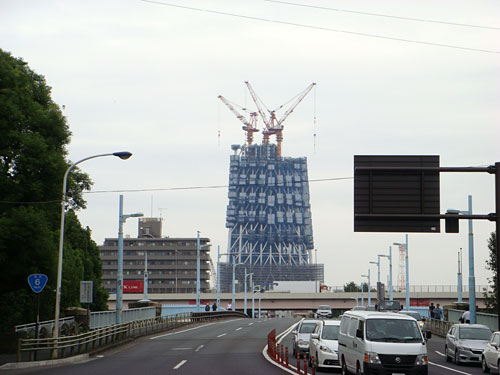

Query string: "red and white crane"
[245, 81, 316, 157]
[218, 95, 259, 146]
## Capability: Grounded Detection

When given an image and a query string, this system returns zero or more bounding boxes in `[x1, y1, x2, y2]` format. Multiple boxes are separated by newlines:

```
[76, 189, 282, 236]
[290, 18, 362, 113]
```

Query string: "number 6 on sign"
[27, 274, 48, 293]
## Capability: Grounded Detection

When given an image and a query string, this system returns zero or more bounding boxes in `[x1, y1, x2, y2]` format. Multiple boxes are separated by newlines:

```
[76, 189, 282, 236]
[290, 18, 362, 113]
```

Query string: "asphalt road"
[1, 319, 493, 375]
[1, 318, 299, 375]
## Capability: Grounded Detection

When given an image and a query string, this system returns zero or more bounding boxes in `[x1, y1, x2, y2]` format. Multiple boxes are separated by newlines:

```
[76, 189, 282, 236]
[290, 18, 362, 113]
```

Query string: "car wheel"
[455, 350, 461, 365]
[482, 356, 490, 373]
[341, 357, 349, 375]
[445, 346, 451, 362]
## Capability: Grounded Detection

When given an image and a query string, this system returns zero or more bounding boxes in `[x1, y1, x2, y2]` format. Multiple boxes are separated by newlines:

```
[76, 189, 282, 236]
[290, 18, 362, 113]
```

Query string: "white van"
[338, 310, 429, 375]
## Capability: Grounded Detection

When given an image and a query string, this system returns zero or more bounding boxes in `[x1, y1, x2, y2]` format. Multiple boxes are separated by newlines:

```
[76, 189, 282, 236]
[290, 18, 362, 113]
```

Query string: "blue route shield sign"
[27, 274, 48, 293]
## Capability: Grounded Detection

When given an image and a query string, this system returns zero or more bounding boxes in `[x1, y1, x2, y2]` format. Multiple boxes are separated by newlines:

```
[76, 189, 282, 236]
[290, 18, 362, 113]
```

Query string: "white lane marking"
[429, 361, 473, 374]
[217, 333, 227, 337]
[172, 348, 191, 351]
[435, 350, 445, 357]
[150, 318, 244, 340]
[150, 323, 216, 340]
[173, 360, 187, 370]
[195, 345, 204, 352]
[236, 327, 243, 331]
[249, 323, 254, 326]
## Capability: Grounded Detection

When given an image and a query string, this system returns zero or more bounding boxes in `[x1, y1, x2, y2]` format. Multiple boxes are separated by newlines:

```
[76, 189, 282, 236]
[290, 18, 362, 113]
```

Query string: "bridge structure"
[107, 286, 490, 313]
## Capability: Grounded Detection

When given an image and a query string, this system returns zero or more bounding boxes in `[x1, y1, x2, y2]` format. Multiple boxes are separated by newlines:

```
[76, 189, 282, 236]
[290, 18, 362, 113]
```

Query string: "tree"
[344, 281, 361, 292]
[483, 231, 497, 313]
[0, 49, 107, 333]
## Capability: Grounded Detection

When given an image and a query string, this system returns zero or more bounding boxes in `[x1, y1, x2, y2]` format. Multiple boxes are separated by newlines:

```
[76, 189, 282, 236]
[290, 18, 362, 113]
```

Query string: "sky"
[2, 0, 499, 290]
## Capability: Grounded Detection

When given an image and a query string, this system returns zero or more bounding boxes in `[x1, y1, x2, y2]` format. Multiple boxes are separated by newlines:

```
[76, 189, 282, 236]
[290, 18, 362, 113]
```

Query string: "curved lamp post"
[52, 151, 132, 358]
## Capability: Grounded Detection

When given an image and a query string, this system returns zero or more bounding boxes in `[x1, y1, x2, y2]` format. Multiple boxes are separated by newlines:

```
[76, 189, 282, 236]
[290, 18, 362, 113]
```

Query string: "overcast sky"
[2, 0, 499, 290]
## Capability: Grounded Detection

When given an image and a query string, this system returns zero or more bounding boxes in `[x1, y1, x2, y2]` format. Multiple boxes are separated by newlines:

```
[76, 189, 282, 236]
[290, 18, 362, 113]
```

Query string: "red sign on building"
[123, 280, 144, 293]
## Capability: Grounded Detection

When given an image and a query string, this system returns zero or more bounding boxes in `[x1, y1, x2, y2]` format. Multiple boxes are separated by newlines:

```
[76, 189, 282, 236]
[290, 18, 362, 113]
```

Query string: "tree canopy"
[483, 231, 497, 313]
[0, 49, 107, 333]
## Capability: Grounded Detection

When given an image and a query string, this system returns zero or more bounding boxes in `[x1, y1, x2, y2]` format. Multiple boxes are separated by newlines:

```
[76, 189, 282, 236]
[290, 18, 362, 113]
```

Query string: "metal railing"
[329, 284, 493, 293]
[15, 317, 75, 338]
[90, 306, 156, 328]
[17, 310, 246, 362]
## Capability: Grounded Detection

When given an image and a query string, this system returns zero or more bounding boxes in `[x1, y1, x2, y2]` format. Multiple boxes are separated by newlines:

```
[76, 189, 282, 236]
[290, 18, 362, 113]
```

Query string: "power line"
[86, 176, 354, 194]
[0, 176, 354, 203]
[140, 0, 500, 54]
[265, 0, 500, 31]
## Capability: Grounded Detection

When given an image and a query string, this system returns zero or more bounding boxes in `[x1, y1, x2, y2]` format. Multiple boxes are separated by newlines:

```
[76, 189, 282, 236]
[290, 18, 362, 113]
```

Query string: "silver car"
[481, 330, 500, 373]
[292, 319, 319, 357]
[445, 324, 492, 365]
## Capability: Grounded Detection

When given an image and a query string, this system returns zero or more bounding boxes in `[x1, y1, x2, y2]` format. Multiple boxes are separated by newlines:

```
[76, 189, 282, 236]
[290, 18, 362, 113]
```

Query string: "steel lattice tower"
[219, 143, 321, 291]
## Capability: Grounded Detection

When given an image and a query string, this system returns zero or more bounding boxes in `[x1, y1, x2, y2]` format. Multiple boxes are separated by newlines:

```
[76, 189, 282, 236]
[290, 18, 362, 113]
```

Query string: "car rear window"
[299, 323, 317, 333]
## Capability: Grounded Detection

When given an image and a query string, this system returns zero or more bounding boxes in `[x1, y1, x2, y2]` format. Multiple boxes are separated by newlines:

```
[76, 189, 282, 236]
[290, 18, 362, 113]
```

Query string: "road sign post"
[354, 156, 498, 327]
[27, 274, 48, 350]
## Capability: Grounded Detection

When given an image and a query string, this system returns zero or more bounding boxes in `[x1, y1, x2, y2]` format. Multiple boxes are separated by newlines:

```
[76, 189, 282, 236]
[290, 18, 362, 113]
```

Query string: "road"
[2, 318, 296, 375]
[2, 318, 493, 375]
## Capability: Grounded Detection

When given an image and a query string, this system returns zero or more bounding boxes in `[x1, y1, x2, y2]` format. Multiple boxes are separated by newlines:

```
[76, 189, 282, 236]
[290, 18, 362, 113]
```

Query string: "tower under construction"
[218, 82, 323, 292]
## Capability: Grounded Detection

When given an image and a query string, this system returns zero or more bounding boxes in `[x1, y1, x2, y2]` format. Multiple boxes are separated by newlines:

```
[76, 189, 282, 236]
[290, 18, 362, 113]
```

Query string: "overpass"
[108, 287, 489, 312]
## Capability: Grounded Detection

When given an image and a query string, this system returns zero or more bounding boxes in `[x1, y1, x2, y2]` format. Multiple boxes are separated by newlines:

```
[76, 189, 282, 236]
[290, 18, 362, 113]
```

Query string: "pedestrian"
[434, 304, 443, 320]
[460, 310, 470, 324]
[227, 302, 232, 311]
[212, 302, 217, 311]
[429, 302, 435, 318]
[205, 303, 210, 312]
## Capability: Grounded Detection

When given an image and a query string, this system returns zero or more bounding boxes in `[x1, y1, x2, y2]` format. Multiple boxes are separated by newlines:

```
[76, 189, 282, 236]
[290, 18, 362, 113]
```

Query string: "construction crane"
[245, 81, 316, 157]
[218, 95, 259, 146]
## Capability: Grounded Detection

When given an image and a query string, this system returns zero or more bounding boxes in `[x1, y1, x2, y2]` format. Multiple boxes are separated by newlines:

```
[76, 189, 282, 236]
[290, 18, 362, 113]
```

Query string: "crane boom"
[277, 82, 316, 126]
[244, 81, 270, 130]
[218, 95, 259, 146]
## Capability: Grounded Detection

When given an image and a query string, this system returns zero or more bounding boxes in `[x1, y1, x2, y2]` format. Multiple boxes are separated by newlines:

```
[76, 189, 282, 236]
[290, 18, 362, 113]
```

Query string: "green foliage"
[0, 49, 106, 332]
[344, 281, 361, 292]
[483, 232, 497, 313]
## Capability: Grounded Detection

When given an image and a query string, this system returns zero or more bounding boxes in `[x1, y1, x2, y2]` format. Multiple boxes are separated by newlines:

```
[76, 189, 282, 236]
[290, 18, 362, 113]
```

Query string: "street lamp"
[117, 195, 143, 323]
[369, 256, 381, 283]
[244, 270, 254, 316]
[379, 246, 393, 300]
[217, 249, 229, 311]
[53, 151, 132, 357]
[232, 259, 244, 310]
[394, 234, 409, 310]
[361, 270, 371, 306]
[447, 195, 477, 324]
[457, 248, 463, 303]
[196, 231, 211, 311]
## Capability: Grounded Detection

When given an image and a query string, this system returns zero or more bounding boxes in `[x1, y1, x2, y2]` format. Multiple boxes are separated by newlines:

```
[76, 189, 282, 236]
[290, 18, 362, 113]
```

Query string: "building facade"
[220, 143, 323, 292]
[99, 218, 211, 294]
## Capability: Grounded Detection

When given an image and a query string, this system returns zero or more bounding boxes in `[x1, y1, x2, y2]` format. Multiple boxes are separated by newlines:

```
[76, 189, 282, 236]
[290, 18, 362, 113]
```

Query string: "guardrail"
[16, 310, 247, 362]
[15, 317, 76, 338]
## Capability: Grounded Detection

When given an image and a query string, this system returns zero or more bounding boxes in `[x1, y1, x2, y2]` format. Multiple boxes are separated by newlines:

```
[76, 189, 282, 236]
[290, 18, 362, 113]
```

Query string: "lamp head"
[131, 212, 144, 218]
[393, 242, 403, 246]
[113, 151, 133, 160]
[446, 209, 461, 214]
[369, 261, 378, 265]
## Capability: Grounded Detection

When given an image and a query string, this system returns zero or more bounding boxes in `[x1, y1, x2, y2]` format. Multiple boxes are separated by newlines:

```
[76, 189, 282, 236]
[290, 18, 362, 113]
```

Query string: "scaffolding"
[223, 143, 321, 291]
